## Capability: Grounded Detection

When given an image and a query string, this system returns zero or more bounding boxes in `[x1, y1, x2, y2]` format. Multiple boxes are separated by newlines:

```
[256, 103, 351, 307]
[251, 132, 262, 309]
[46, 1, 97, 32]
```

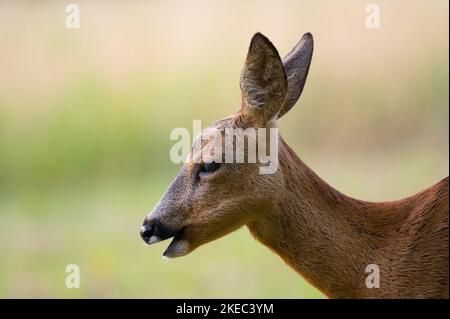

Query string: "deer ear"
[277, 33, 313, 119]
[239, 33, 287, 126]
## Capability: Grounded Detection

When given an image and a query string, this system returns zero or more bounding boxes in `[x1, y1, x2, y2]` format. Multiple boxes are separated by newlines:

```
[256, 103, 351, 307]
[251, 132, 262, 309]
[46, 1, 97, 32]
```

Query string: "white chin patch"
[163, 239, 190, 258]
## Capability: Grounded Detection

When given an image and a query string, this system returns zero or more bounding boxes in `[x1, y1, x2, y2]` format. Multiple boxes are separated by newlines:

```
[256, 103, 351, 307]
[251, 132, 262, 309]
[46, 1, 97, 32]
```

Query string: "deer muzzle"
[140, 218, 190, 258]
[140, 219, 179, 244]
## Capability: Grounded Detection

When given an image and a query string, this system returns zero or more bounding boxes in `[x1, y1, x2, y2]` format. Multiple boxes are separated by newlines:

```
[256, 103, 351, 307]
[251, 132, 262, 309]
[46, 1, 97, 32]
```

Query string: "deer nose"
[140, 222, 155, 243]
[140, 218, 180, 245]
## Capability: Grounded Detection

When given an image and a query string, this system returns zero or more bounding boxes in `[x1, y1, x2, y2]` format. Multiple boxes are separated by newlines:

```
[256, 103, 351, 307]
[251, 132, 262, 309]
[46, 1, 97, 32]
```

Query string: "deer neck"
[247, 139, 394, 298]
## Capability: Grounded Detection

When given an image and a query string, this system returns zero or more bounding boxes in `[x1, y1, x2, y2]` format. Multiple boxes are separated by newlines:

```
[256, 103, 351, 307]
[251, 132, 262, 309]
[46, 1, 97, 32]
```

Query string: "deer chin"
[163, 235, 191, 258]
[147, 227, 189, 258]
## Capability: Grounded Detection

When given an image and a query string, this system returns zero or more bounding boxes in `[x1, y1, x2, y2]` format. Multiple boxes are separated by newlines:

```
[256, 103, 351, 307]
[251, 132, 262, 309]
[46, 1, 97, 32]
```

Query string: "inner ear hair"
[240, 33, 287, 126]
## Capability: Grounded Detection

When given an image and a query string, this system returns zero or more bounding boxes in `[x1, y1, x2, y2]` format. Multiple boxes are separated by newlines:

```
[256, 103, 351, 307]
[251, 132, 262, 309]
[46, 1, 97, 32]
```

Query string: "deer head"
[140, 32, 313, 258]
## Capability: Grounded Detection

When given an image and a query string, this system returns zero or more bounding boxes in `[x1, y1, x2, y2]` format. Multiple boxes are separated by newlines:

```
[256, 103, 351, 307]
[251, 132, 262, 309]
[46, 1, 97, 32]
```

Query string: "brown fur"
[142, 33, 449, 298]
[248, 138, 449, 298]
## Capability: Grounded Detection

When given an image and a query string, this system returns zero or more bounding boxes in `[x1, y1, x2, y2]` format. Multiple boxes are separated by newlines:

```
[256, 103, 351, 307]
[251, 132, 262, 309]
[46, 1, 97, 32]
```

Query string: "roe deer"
[140, 32, 449, 298]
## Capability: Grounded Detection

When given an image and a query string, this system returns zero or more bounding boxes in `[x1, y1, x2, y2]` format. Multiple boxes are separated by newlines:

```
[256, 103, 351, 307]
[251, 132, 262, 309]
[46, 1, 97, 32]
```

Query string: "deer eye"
[200, 161, 221, 175]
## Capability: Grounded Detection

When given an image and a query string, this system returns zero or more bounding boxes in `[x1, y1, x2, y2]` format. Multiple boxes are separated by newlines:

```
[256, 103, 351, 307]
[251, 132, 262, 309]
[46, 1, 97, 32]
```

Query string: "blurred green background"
[0, 0, 448, 298]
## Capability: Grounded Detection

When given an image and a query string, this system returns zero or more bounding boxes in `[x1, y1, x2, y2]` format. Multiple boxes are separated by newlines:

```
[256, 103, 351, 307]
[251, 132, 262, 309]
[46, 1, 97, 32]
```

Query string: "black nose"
[140, 222, 155, 243]
[140, 219, 179, 244]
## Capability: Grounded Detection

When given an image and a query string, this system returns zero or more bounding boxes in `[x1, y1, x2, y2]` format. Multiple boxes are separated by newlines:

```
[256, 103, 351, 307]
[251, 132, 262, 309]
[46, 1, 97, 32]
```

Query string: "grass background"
[0, 0, 448, 298]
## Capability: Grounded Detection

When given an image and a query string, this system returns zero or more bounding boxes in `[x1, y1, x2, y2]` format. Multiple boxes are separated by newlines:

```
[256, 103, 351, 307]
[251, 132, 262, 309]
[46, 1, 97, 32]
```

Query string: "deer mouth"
[162, 228, 190, 258]
[140, 221, 190, 258]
